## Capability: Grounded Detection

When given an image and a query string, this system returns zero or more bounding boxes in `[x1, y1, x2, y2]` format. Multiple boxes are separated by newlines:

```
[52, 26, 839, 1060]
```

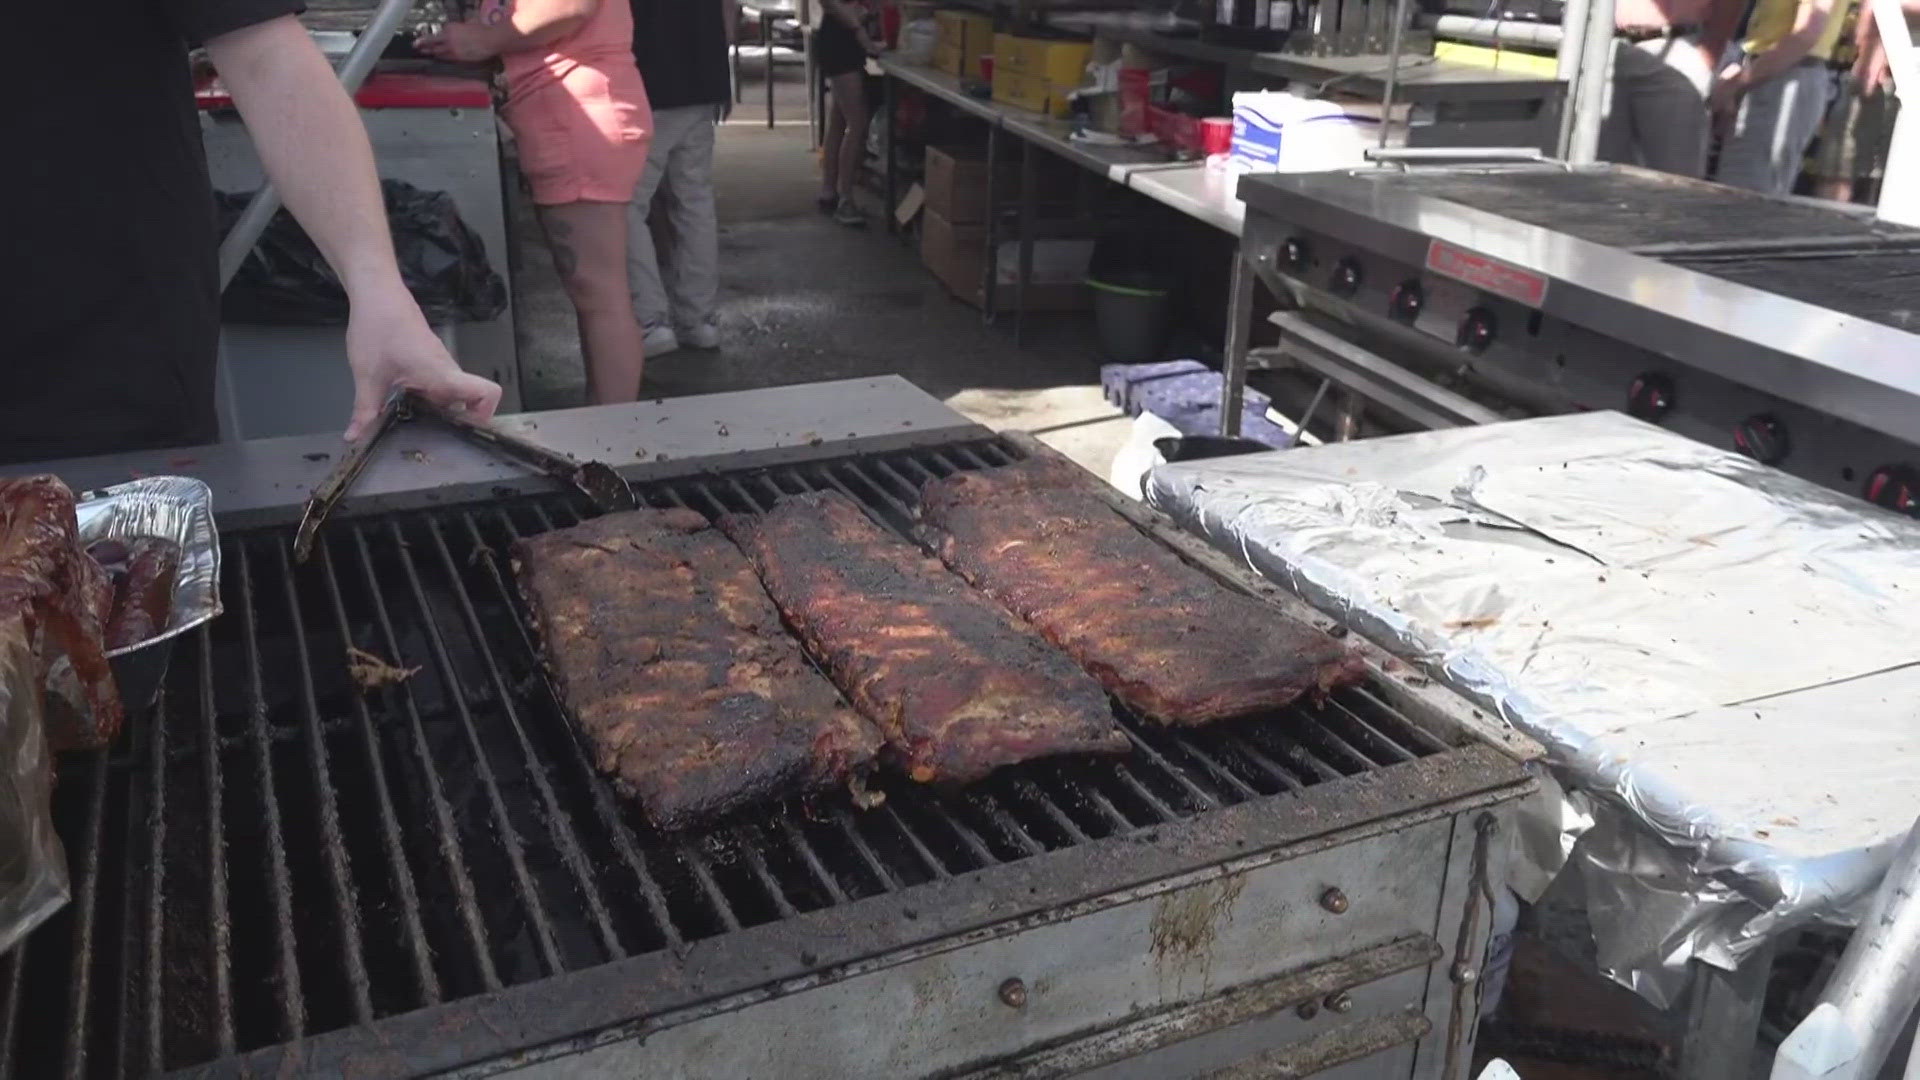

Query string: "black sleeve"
[160, 0, 308, 47]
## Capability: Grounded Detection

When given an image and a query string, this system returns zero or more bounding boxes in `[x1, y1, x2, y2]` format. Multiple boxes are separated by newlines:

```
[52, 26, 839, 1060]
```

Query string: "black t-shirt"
[1, 0, 302, 465]
[630, 0, 730, 110]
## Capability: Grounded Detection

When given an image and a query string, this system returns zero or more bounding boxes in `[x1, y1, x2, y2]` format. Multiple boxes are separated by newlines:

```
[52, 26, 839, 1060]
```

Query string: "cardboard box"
[923, 145, 1012, 223]
[920, 207, 1090, 312]
[923, 144, 1079, 222]
[991, 69, 1077, 118]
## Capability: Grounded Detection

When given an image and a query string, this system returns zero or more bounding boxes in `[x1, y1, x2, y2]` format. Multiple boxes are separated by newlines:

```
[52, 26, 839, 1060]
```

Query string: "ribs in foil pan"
[1145, 411, 1920, 1007]
[73, 477, 223, 707]
[0, 477, 221, 954]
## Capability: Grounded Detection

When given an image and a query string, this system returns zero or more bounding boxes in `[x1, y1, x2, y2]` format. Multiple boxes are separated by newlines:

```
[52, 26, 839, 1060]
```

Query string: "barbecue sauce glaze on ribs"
[0, 477, 123, 750]
[720, 491, 1128, 784]
[513, 508, 881, 830]
[918, 456, 1367, 725]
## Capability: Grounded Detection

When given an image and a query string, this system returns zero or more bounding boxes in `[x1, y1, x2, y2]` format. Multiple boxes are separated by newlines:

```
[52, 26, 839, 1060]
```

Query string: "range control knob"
[1733, 414, 1789, 465]
[1626, 372, 1676, 422]
[1456, 307, 1497, 353]
[1388, 280, 1423, 323]
[1331, 258, 1363, 297]
[1282, 235, 1312, 271]
[1866, 465, 1920, 515]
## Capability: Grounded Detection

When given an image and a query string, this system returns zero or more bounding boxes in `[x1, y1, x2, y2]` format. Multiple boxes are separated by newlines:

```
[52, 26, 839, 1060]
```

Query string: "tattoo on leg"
[551, 238, 579, 282]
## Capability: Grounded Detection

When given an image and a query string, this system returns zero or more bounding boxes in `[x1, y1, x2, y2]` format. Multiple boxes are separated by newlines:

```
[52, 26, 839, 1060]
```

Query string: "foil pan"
[74, 477, 223, 707]
[1145, 412, 1920, 1008]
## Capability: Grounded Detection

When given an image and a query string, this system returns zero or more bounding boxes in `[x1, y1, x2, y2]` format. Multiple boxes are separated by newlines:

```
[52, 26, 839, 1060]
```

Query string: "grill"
[3, 435, 1529, 1079]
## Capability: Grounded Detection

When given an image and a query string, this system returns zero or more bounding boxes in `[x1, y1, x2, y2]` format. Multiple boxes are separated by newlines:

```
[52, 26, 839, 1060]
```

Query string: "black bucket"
[1087, 272, 1172, 363]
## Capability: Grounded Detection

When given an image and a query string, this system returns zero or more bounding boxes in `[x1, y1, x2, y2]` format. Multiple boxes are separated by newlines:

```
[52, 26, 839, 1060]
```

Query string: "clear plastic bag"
[0, 613, 67, 956]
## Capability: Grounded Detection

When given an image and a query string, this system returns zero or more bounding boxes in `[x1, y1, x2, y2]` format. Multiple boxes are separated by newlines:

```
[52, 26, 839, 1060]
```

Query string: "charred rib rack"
[918, 457, 1366, 724]
[720, 490, 1126, 784]
[513, 507, 881, 829]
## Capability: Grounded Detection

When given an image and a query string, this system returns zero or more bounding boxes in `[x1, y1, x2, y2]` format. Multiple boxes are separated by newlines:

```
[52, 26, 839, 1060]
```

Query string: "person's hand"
[416, 22, 501, 63]
[858, 32, 884, 56]
[344, 293, 502, 441]
[1708, 61, 1747, 133]
[1858, 45, 1892, 94]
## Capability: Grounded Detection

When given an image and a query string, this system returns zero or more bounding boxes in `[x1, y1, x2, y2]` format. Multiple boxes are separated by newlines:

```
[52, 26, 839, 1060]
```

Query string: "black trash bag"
[216, 179, 507, 325]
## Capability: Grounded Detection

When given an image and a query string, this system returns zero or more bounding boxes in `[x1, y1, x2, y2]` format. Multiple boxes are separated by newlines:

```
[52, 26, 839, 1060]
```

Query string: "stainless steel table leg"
[1680, 946, 1776, 1080]
[883, 75, 898, 234]
[983, 124, 1001, 324]
[764, 14, 775, 130]
[1016, 143, 1035, 344]
[1220, 248, 1256, 436]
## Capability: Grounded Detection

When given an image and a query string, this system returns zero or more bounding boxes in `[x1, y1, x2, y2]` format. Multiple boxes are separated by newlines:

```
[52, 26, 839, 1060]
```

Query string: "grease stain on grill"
[7, 438, 1447, 1079]
[1149, 874, 1248, 997]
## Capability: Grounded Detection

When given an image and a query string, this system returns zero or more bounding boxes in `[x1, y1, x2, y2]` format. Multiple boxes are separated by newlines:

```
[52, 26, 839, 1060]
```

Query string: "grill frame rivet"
[1296, 1000, 1320, 1020]
[1324, 991, 1353, 1014]
[999, 977, 1028, 1009]
[1320, 887, 1349, 914]
[1450, 963, 1478, 985]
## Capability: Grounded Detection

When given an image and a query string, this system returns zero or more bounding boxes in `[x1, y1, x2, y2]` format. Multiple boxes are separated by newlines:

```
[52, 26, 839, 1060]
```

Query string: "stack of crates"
[932, 9, 994, 78]
[990, 33, 1092, 117]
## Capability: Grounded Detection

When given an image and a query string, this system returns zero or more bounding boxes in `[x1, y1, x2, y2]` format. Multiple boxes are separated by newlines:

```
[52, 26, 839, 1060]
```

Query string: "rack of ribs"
[918, 457, 1365, 725]
[720, 491, 1127, 784]
[0, 477, 123, 751]
[513, 508, 882, 830]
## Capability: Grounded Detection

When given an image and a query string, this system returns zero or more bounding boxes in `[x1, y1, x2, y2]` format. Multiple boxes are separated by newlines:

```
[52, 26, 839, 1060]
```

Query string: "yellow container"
[992, 34, 1091, 86]
[992, 69, 1076, 117]
[936, 10, 995, 77]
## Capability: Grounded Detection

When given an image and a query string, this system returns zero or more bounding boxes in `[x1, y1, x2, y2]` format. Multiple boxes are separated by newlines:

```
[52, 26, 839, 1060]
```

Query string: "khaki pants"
[1599, 35, 1716, 177]
[627, 104, 722, 336]
[1716, 60, 1835, 194]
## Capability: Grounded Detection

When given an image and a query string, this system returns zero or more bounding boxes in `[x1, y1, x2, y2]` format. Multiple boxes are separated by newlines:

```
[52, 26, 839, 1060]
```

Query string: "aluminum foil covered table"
[1145, 411, 1920, 1006]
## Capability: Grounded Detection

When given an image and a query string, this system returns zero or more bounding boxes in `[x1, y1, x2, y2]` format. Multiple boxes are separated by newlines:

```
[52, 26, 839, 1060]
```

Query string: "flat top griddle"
[1368, 169, 1920, 332]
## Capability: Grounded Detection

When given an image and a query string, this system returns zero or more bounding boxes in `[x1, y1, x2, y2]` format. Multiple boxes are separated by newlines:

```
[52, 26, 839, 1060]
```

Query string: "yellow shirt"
[1745, 0, 1850, 60]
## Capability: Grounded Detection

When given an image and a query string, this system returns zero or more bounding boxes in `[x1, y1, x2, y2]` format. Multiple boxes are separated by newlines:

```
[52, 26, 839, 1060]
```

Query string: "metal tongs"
[293, 391, 637, 562]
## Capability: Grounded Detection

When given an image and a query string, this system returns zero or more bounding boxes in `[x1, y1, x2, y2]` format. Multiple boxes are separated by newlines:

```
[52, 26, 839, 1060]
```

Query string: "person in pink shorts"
[420, 0, 653, 402]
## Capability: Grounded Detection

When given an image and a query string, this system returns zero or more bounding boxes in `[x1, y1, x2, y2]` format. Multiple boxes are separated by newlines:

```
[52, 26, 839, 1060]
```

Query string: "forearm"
[1742, 0, 1835, 83]
[470, 0, 595, 55]
[206, 16, 404, 301]
[1701, 0, 1749, 61]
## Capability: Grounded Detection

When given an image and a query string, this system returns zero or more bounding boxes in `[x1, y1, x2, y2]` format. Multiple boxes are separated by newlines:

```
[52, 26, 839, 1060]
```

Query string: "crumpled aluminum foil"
[74, 476, 223, 656]
[1145, 411, 1920, 1006]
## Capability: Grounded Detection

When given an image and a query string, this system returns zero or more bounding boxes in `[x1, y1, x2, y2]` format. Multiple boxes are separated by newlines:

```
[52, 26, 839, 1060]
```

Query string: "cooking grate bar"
[384, 520, 568, 972]
[1347, 686, 1453, 755]
[774, 816, 849, 906]
[60, 753, 109, 1079]
[527, 502, 748, 935]
[731, 825, 800, 917]
[878, 803, 950, 879]
[273, 541, 376, 1024]
[419, 519, 627, 963]
[0, 941, 21, 1077]
[236, 547, 308, 1039]
[143, 685, 169, 1074]
[1009, 778, 1090, 844]
[1324, 697, 1420, 764]
[314, 543, 443, 1005]
[1117, 727, 1218, 811]
[346, 531, 505, 991]
[469, 510, 685, 953]
[1161, 730, 1265, 802]
[196, 632, 239, 1053]
[1222, 733, 1306, 794]
[832, 810, 902, 890]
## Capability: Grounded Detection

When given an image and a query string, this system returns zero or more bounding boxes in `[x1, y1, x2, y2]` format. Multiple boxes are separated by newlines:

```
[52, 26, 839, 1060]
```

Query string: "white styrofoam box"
[993, 238, 1097, 285]
[1229, 90, 1379, 173]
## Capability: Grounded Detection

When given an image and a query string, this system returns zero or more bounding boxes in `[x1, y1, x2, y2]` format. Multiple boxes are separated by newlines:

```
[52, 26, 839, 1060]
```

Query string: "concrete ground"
[510, 55, 1135, 480]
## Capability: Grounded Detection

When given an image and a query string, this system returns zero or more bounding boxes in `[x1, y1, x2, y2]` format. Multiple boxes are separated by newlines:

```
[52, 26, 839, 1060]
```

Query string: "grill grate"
[1, 439, 1452, 1078]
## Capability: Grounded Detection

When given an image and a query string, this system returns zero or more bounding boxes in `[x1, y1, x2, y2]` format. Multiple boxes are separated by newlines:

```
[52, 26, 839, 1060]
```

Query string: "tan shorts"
[1809, 84, 1900, 180]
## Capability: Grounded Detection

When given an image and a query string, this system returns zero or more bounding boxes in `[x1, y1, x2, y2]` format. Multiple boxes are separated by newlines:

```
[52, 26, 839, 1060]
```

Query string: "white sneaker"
[678, 321, 721, 350]
[643, 324, 681, 357]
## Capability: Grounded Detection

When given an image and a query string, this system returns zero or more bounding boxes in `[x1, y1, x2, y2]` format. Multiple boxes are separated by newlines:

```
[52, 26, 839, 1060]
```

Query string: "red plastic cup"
[1200, 116, 1233, 156]
[979, 54, 994, 82]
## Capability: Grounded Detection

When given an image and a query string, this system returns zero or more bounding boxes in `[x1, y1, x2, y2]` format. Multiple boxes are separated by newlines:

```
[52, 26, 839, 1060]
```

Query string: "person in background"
[1710, 0, 1844, 192]
[1601, 0, 1750, 176]
[625, 0, 735, 358]
[816, 0, 884, 227]
[1807, 0, 1903, 200]
[4, 5, 500, 464]
[421, 0, 653, 403]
